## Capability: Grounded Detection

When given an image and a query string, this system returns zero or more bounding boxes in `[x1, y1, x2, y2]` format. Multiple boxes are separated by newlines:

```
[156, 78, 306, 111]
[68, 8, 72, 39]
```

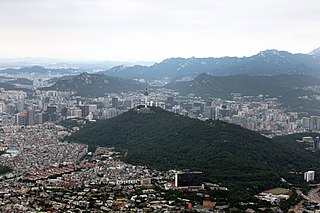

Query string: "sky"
[0, 0, 319, 62]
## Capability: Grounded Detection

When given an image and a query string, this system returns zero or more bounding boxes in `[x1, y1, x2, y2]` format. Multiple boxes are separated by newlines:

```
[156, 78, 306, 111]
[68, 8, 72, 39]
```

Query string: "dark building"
[112, 97, 118, 109]
[46, 106, 57, 114]
[219, 108, 231, 118]
[43, 106, 58, 122]
[61, 107, 68, 117]
[193, 102, 204, 114]
[79, 105, 89, 118]
[27, 110, 35, 126]
[174, 171, 202, 187]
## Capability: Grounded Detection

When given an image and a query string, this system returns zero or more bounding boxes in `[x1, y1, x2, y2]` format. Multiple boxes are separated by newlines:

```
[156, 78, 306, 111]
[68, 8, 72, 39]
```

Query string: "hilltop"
[66, 107, 320, 195]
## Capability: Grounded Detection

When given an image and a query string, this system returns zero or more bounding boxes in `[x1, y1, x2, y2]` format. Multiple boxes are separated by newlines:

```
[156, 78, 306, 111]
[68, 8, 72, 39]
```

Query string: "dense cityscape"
[0, 79, 319, 138]
[0, 71, 319, 212]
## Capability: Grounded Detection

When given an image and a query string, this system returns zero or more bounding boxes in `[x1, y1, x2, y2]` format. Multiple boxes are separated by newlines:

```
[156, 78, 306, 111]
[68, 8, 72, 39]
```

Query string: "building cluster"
[0, 89, 152, 126]
[0, 123, 87, 176]
[255, 188, 290, 204]
[0, 86, 318, 138]
[163, 94, 308, 137]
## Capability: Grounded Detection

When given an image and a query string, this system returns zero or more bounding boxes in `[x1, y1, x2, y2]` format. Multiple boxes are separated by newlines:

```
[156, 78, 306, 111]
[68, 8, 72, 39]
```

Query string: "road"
[307, 186, 320, 203]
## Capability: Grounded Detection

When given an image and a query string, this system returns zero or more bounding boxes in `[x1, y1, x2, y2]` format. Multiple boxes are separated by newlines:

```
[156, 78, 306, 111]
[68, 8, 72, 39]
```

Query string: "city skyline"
[0, 0, 319, 61]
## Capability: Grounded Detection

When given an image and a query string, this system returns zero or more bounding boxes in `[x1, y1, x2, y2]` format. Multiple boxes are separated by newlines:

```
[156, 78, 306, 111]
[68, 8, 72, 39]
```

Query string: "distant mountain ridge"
[0, 66, 78, 75]
[41, 72, 143, 97]
[102, 49, 320, 80]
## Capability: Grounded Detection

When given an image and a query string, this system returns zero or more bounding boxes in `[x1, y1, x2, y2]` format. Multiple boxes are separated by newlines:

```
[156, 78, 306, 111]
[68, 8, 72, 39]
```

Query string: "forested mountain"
[41, 72, 143, 97]
[66, 106, 320, 196]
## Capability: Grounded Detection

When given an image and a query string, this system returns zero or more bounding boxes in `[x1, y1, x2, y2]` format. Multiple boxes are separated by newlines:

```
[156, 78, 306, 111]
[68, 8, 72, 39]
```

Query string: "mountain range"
[41, 72, 144, 97]
[102, 49, 320, 80]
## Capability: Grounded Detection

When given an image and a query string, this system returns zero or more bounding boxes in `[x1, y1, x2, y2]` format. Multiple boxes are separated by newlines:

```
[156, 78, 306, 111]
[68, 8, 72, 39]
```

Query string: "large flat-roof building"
[174, 171, 202, 187]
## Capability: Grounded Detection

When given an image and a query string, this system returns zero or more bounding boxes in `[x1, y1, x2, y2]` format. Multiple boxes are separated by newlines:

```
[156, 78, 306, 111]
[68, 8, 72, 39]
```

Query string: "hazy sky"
[0, 0, 319, 61]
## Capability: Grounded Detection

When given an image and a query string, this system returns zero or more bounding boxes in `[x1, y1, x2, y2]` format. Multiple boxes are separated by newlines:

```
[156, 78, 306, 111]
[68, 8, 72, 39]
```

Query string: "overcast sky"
[0, 0, 319, 61]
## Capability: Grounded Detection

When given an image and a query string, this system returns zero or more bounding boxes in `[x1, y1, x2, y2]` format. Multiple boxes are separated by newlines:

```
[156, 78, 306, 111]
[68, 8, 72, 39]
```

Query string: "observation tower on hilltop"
[144, 78, 148, 108]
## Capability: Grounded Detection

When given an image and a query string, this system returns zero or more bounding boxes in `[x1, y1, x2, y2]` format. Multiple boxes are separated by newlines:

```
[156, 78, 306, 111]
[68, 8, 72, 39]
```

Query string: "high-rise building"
[304, 171, 315, 182]
[35, 112, 43, 124]
[112, 98, 118, 109]
[16, 111, 28, 126]
[219, 108, 231, 118]
[203, 106, 214, 119]
[193, 102, 204, 114]
[79, 105, 89, 118]
[302, 117, 311, 129]
[28, 110, 35, 126]
[165, 97, 174, 109]
[106, 108, 118, 119]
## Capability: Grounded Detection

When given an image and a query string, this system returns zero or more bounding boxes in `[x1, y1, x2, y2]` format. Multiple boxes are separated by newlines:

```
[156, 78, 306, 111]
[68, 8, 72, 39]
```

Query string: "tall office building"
[304, 171, 315, 182]
[16, 111, 28, 126]
[112, 98, 118, 109]
[28, 110, 35, 126]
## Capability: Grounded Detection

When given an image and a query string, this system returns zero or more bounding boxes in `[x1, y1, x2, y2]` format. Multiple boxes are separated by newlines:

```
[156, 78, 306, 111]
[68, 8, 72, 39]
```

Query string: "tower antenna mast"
[144, 77, 148, 108]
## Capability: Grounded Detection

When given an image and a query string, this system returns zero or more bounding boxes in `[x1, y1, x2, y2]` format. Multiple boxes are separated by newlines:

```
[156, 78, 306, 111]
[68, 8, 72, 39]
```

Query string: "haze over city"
[0, 0, 320, 61]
